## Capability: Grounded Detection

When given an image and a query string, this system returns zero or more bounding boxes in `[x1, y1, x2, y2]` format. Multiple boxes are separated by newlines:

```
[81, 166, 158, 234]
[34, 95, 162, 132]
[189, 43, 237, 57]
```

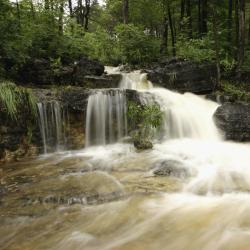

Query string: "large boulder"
[18, 56, 105, 85]
[147, 58, 217, 94]
[73, 57, 104, 83]
[214, 103, 250, 141]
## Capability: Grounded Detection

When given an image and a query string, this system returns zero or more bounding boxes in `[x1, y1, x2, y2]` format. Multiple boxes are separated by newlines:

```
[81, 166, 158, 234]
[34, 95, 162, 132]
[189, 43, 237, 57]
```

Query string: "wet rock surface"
[214, 103, 250, 141]
[147, 58, 216, 94]
[153, 160, 190, 178]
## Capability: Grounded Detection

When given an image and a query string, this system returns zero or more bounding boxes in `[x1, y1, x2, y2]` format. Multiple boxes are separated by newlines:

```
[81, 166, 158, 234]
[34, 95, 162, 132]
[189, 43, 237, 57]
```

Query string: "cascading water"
[4, 68, 250, 250]
[37, 101, 67, 153]
[85, 90, 127, 147]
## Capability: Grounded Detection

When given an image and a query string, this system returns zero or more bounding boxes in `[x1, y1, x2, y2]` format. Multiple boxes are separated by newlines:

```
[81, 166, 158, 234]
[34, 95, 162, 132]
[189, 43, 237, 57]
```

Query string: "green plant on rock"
[127, 101, 163, 149]
[0, 81, 37, 120]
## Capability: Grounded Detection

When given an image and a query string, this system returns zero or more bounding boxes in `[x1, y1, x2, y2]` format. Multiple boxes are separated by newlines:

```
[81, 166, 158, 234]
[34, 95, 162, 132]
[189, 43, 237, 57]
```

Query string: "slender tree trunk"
[237, 0, 245, 76]
[235, 0, 239, 59]
[168, 4, 176, 56]
[248, 15, 250, 44]
[77, 0, 84, 27]
[186, 0, 192, 38]
[212, 6, 221, 88]
[228, 0, 233, 53]
[201, 0, 208, 35]
[30, 0, 35, 19]
[16, 0, 21, 28]
[84, 0, 90, 31]
[123, 0, 129, 24]
[198, 0, 201, 36]
[68, 0, 73, 17]
[180, 0, 185, 30]
[58, 0, 64, 34]
[161, 15, 169, 55]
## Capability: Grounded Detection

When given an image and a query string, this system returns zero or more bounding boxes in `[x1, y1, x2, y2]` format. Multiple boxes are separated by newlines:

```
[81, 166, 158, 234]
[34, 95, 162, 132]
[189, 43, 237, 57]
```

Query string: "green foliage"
[221, 81, 250, 102]
[127, 101, 163, 141]
[176, 36, 215, 62]
[0, 81, 37, 120]
[115, 24, 160, 65]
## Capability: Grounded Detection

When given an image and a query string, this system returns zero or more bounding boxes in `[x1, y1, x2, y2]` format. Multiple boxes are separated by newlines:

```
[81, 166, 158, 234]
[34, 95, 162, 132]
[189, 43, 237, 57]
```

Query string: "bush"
[127, 101, 163, 149]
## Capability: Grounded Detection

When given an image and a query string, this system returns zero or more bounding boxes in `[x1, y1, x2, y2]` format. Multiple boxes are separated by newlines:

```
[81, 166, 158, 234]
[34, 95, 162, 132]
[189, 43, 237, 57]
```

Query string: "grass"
[0, 81, 37, 120]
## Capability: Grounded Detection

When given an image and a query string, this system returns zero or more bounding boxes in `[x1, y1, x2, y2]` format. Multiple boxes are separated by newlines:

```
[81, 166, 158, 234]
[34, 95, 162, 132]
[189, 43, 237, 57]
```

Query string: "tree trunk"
[228, 0, 233, 52]
[186, 0, 192, 38]
[30, 0, 35, 19]
[237, 0, 245, 76]
[77, 0, 84, 27]
[16, 0, 21, 28]
[235, 0, 239, 58]
[68, 0, 73, 17]
[161, 15, 169, 55]
[58, 0, 64, 35]
[212, 6, 221, 88]
[180, 0, 185, 30]
[84, 0, 90, 31]
[168, 4, 176, 56]
[123, 0, 129, 24]
[201, 0, 208, 35]
[198, 0, 201, 36]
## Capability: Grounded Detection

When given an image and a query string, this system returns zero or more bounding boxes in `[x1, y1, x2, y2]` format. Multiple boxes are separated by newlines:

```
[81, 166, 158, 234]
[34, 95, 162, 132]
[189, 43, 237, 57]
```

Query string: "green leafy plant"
[0, 81, 37, 120]
[127, 101, 163, 148]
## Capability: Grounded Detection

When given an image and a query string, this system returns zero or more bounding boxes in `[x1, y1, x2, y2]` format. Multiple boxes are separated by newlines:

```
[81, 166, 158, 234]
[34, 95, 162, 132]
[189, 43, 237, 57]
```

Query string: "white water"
[85, 90, 127, 147]
[37, 101, 67, 153]
[29, 68, 250, 250]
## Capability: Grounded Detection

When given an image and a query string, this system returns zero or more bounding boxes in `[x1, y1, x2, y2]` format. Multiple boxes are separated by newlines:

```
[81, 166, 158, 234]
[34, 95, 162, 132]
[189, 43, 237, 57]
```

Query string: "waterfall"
[149, 88, 221, 141]
[37, 101, 67, 153]
[85, 90, 127, 147]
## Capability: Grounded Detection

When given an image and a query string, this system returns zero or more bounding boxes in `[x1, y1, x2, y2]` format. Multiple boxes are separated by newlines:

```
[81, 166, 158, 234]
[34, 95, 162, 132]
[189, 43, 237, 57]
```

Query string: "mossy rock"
[134, 139, 153, 150]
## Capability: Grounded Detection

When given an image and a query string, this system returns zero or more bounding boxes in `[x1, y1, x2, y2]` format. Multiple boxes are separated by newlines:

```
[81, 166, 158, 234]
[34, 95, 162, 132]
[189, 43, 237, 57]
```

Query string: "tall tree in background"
[211, 1, 221, 87]
[168, 3, 176, 56]
[237, 0, 246, 76]
[228, 0, 233, 53]
[186, 0, 192, 38]
[123, 0, 129, 24]
[180, 0, 185, 30]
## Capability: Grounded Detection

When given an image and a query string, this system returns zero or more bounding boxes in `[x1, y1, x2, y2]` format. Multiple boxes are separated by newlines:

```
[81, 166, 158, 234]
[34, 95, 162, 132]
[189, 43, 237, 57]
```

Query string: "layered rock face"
[18, 56, 117, 88]
[0, 87, 142, 164]
[214, 103, 250, 141]
[147, 58, 217, 94]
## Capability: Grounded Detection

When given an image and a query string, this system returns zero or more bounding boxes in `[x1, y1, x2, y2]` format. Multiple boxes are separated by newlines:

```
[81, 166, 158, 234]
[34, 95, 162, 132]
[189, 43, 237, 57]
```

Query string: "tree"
[237, 0, 246, 76]
[123, 0, 129, 24]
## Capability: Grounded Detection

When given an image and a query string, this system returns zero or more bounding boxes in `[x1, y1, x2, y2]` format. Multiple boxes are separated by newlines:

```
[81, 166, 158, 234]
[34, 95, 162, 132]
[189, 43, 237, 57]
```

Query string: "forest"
[0, 0, 249, 84]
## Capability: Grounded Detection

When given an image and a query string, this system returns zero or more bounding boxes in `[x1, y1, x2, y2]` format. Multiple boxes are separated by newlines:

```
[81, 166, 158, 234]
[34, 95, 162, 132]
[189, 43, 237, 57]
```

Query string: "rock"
[80, 74, 122, 88]
[153, 159, 189, 178]
[214, 103, 250, 141]
[18, 56, 105, 85]
[134, 139, 153, 150]
[73, 57, 104, 83]
[206, 93, 237, 104]
[147, 58, 217, 94]
[20, 58, 54, 85]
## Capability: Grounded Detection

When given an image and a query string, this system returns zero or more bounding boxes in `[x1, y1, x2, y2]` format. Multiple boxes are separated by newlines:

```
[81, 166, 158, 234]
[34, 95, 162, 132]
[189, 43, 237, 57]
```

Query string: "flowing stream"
[1, 68, 250, 250]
